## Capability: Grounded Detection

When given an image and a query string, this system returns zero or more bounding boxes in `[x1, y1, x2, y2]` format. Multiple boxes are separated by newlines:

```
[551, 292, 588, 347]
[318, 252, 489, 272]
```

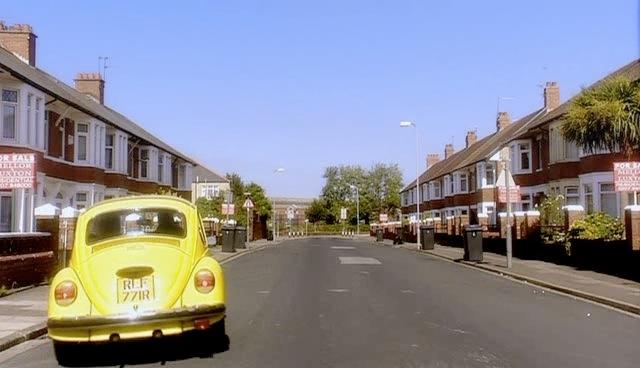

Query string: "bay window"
[105, 133, 114, 170]
[76, 123, 89, 163]
[565, 186, 579, 206]
[599, 183, 617, 217]
[510, 140, 532, 174]
[36, 98, 43, 148]
[27, 94, 33, 145]
[460, 173, 468, 193]
[158, 154, 164, 183]
[44, 110, 49, 152]
[75, 192, 88, 210]
[140, 148, 149, 179]
[584, 184, 594, 214]
[200, 184, 220, 199]
[2, 89, 18, 141]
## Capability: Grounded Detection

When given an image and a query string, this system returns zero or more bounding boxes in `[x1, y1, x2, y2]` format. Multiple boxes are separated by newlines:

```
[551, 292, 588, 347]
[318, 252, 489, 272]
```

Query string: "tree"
[195, 195, 224, 219]
[244, 182, 272, 217]
[316, 163, 403, 224]
[562, 76, 640, 160]
[307, 198, 329, 223]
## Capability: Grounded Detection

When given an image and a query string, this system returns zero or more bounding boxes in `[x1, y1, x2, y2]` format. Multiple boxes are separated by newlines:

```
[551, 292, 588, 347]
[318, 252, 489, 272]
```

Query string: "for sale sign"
[0, 153, 36, 189]
[614, 162, 640, 192]
[498, 186, 521, 203]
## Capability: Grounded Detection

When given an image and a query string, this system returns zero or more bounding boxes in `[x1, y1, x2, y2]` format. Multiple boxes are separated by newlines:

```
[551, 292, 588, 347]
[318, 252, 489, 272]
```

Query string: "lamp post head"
[274, 167, 285, 173]
[399, 121, 415, 128]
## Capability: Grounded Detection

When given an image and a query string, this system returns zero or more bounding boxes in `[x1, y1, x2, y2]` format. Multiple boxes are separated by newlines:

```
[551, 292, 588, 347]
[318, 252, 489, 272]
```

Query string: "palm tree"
[562, 76, 640, 160]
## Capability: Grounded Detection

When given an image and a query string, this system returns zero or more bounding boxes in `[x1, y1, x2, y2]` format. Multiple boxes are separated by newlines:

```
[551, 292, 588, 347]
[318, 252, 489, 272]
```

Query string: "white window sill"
[550, 159, 580, 164]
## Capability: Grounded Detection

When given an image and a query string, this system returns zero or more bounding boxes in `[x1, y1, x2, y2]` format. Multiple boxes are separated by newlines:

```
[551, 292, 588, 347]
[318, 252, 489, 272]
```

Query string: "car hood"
[75, 241, 192, 316]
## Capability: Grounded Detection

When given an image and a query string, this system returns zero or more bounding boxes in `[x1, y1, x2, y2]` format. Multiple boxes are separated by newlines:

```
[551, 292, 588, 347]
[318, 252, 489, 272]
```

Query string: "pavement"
[0, 236, 638, 367]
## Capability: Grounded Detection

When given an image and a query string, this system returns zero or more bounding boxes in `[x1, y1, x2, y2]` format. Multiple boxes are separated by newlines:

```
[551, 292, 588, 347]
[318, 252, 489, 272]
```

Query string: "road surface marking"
[360, 271, 369, 274]
[331, 246, 355, 250]
[401, 289, 415, 294]
[257, 290, 270, 294]
[327, 289, 350, 293]
[339, 257, 381, 265]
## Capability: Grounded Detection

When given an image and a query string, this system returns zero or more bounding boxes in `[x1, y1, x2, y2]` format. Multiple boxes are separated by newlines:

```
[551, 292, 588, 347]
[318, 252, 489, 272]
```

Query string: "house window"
[2, 89, 18, 140]
[628, 192, 640, 206]
[537, 138, 543, 170]
[105, 134, 114, 169]
[75, 192, 88, 210]
[600, 183, 617, 217]
[27, 94, 33, 145]
[519, 143, 530, 170]
[200, 184, 220, 199]
[158, 154, 164, 183]
[179, 164, 187, 189]
[76, 123, 89, 162]
[485, 163, 495, 186]
[521, 194, 531, 211]
[584, 184, 594, 214]
[35, 98, 43, 148]
[140, 148, 149, 178]
[565, 186, 579, 206]
[459, 173, 468, 193]
[433, 181, 441, 198]
[0, 193, 12, 232]
[128, 144, 134, 177]
[44, 110, 49, 152]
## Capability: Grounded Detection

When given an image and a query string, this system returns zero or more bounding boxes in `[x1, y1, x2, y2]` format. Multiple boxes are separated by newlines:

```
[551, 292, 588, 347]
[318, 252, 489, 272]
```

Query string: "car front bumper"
[48, 303, 226, 342]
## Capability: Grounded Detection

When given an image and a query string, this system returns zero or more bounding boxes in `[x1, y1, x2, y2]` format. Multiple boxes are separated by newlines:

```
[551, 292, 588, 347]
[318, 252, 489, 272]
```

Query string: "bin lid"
[464, 224, 484, 231]
[420, 224, 435, 229]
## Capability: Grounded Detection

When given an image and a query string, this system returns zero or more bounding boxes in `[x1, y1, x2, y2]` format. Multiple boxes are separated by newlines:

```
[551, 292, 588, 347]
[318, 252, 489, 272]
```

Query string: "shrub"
[537, 195, 567, 244]
[569, 213, 625, 241]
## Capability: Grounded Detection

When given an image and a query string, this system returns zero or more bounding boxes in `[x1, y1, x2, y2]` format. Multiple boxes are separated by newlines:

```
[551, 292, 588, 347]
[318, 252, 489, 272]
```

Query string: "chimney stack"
[465, 130, 477, 148]
[496, 112, 511, 132]
[444, 144, 455, 159]
[0, 22, 37, 66]
[426, 154, 440, 169]
[74, 73, 105, 104]
[544, 81, 560, 112]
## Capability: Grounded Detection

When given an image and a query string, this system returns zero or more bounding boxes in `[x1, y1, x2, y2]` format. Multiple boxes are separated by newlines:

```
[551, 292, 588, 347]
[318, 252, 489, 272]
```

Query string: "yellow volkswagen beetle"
[47, 196, 226, 363]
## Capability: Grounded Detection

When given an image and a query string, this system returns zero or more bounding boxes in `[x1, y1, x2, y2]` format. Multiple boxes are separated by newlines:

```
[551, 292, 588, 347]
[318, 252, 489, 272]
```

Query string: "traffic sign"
[221, 203, 235, 215]
[379, 213, 388, 222]
[243, 198, 254, 209]
[340, 208, 347, 220]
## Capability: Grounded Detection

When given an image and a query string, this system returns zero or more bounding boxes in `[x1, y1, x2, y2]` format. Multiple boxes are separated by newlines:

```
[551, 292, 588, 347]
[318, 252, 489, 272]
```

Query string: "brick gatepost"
[446, 216, 455, 236]
[524, 210, 541, 239]
[624, 205, 640, 251]
[59, 207, 80, 268]
[563, 205, 585, 232]
[34, 203, 61, 257]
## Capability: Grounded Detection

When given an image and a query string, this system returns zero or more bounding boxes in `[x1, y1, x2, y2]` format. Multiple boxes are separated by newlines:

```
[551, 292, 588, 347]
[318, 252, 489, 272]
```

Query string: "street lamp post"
[273, 168, 285, 240]
[349, 184, 360, 236]
[400, 121, 420, 245]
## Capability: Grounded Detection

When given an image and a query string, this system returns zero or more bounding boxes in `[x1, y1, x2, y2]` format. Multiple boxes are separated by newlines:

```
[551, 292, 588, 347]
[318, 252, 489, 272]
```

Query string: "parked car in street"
[47, 196, 227, 365]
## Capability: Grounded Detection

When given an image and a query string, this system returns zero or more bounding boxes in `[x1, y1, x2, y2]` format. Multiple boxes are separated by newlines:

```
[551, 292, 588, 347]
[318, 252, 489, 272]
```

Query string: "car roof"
[80, 196, 196, 218]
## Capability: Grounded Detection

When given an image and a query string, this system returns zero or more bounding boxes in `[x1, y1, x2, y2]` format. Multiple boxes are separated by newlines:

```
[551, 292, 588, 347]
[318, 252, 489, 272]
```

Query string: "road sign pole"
[505, 159, 513, 269]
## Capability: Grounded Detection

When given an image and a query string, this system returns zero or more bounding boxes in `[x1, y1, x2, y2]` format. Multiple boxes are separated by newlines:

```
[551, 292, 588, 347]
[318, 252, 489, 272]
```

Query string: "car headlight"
[54, 281, 77, 306]
[194, 269, 215, 293]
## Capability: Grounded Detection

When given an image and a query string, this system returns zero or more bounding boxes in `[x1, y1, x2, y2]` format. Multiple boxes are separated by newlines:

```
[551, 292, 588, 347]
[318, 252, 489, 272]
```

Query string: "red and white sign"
[379, 213, 388, 223]
[498, 186, 521, 203]
[0, 153, 36, 189]
[614, 162, 640, 192]
[221, 203, 235, 215]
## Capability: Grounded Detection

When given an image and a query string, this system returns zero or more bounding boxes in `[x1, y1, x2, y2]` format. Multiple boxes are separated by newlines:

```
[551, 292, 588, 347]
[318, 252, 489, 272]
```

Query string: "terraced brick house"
[0, 23, 202, 232]
[400, 59, 640, 227]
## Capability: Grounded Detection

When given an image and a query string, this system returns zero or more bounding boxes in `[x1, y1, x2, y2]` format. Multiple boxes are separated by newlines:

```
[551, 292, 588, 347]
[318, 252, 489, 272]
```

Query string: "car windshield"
[86, 208, 187, 245]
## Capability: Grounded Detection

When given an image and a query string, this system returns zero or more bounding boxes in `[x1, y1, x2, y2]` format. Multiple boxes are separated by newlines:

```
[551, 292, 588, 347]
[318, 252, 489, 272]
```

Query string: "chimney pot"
[544, 81, 560, 112]
[496, 112, 512, 132]
[465, 130, 477, 148]
[444, 144, 455, 159]
[0, 22, 37, 66]
[426, 154, 440, 169]
[74, 72, 105, 104]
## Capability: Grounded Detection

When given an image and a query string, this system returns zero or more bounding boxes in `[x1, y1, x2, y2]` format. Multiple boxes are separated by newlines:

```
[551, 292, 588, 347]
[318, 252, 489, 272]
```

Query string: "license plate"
[117, 276, 155, 303]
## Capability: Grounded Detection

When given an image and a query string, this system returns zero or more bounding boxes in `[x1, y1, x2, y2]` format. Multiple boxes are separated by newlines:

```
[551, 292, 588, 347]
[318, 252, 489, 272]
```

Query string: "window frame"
[75, 122, 90, 163]
[1, 88, 18, 142]
[139, 148, 149, 179]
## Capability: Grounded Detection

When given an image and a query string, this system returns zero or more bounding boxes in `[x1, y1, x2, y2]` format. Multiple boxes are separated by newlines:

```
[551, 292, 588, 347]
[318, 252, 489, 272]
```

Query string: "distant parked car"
[47, 196, 227, 364]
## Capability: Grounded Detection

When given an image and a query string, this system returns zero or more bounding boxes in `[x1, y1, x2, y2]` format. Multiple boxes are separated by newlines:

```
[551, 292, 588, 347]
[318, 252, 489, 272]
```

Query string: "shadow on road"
[57, 330, 230, 367]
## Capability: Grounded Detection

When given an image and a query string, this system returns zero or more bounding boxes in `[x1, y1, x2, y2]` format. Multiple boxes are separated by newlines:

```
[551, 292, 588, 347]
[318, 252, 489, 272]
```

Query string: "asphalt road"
[1, 237, 639, 367]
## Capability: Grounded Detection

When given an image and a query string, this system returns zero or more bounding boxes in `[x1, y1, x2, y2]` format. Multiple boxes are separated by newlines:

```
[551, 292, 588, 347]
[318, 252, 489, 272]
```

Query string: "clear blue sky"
[5, 1, 638, 197]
